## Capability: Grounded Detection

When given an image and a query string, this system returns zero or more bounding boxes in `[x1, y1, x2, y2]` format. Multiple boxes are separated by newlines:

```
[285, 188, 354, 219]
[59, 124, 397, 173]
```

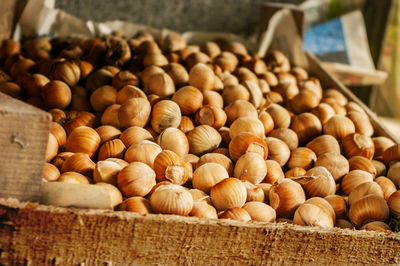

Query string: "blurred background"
[53, 0, 387, 65]
[53, 0, 393, 113]
[4, 0, 399, 133]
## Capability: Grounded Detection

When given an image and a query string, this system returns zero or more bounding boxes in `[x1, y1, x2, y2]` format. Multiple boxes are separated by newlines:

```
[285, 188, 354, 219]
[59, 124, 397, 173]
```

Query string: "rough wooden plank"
[0, 3, 398, 265]
[0, 92, 51, 202]
[0, 199, 399, 265]
[379, 116, 400, 139]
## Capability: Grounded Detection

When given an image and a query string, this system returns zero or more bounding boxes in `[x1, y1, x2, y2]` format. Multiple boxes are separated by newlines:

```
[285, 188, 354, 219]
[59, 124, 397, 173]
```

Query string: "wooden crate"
[1, 2, 400, 265]
[1, 53, 399, 265]
[0, 93, 50, 201]
[1, 198, 400, 265]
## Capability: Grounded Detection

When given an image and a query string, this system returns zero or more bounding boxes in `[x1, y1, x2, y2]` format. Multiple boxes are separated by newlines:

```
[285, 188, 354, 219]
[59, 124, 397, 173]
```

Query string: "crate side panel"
[0, 201, 399, 265]
[0, 94, 50, 201]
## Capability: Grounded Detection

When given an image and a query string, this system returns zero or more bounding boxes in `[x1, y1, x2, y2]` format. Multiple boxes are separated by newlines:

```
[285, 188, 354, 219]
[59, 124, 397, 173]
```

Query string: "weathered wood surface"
[0, 3, 398, 265]
[0, 93, 51, 202]
[0, 199, 399, 265]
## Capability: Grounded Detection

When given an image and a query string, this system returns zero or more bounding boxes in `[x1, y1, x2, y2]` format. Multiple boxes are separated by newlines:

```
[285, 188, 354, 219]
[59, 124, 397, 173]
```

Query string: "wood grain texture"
[0, 93, 51, 202]
[0, 4, 398, 265]
[0, 199, 399, 265]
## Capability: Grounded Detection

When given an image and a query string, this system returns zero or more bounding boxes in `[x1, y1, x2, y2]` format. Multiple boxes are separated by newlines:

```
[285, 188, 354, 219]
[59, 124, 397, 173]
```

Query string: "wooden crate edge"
[1, 198, 400, 265]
